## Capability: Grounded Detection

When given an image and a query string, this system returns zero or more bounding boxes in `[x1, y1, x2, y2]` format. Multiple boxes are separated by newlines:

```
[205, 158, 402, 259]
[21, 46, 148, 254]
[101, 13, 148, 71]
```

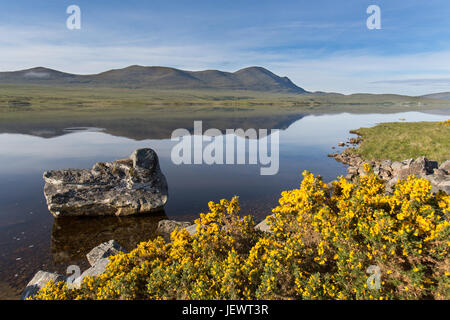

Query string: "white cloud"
[1, 26, 450, 95]
[270, 50, 450, 95]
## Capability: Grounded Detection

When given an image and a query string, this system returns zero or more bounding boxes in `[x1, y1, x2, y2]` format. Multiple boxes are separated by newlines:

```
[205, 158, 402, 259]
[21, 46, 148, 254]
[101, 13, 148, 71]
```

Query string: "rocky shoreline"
[328, 142, 450, 194]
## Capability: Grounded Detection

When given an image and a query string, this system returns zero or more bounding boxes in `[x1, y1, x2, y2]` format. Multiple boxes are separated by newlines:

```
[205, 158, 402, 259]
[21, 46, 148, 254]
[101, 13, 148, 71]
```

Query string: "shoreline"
[328, 126, 449, 194]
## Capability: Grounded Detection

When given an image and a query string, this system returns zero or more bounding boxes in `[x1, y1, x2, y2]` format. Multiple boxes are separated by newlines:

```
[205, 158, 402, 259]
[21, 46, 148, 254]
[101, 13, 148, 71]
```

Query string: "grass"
[1, 84, 449, 114]
[349, 121, 450, 164]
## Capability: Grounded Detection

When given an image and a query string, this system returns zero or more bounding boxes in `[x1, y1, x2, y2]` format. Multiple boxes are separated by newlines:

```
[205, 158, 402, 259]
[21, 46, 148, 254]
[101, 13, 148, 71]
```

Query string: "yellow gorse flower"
[32, 170, 449, 300]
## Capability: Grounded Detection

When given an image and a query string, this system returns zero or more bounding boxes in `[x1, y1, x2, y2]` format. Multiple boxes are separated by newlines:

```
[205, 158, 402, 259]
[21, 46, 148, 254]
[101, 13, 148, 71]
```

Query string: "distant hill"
[421, 92, 450, 100]
[0, 66, 308, 93]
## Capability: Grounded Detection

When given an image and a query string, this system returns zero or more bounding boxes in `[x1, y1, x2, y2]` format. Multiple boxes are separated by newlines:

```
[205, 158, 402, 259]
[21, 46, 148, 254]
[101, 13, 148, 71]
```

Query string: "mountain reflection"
[0, 114, 304, 140]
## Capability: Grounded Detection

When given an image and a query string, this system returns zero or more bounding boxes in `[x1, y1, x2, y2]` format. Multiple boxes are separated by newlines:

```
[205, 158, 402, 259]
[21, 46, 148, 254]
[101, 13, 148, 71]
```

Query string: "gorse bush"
[33, 168, 449, 300]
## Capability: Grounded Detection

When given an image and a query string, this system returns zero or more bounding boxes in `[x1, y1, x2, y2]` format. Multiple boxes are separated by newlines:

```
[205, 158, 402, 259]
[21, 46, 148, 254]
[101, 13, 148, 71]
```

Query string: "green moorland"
[349, 120, 450, 164]
[1, 84, 449, 140]
[2, 84, 449, 112]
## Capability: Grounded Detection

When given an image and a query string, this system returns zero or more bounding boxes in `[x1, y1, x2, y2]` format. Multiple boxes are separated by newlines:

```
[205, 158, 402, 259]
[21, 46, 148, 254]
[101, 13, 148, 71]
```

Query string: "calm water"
[0, 111, 448, 298]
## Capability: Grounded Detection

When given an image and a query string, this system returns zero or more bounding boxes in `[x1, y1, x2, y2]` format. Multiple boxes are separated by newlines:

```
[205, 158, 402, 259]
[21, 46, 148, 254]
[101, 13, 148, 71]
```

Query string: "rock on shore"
[21, 271, 65, 300]
[43, 148, 168, 217]
[156, 219, 194, 241]
[72, 240, 127, 289]
[22, 240, 127, 299]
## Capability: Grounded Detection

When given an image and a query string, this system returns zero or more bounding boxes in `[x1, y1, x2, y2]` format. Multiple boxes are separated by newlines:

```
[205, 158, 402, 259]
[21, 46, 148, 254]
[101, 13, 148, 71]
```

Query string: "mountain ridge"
[420, 92, 450, 100]
[0, 66, 308, 93]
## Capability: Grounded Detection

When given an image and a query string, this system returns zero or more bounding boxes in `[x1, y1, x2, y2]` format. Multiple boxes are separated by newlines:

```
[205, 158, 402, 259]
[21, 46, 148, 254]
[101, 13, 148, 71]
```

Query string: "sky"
[1, 0, 450, 95]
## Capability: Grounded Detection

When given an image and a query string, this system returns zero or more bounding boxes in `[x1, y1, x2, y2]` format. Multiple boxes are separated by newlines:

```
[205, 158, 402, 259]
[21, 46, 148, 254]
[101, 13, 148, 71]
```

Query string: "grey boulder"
[439, 160, 450, 174]
[22, 271, 65, 300]
[43, 148, 168, 217]
[395, 156, 438, 179]
[72, 240, 128, 289]
[184, 224, 198, 235]
[157, 220, 193, 240]
[72, 258, 110, 289]
[255, 215, 273, 233]
[86, 240, 126, 266]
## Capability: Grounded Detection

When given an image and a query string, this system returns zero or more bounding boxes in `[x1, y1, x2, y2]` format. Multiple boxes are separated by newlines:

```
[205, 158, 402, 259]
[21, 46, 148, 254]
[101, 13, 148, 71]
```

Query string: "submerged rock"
[43, 148, 168, 217]
[51, 213, 165, 264]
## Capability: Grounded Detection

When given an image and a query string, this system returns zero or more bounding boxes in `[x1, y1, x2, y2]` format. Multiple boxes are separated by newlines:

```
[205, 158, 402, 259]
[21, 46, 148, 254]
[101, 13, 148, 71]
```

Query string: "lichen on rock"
[43, 148, 168, 217]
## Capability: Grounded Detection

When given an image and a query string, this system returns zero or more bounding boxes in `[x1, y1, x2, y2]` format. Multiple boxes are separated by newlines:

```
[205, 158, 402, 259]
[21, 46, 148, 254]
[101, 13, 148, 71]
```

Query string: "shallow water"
[0, 111, 448, 298]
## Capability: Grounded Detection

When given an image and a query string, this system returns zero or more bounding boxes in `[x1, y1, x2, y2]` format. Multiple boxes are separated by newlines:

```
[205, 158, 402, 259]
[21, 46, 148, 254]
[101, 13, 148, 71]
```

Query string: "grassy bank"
[1, 84, 449, 113]
[349, 121, 450, 164]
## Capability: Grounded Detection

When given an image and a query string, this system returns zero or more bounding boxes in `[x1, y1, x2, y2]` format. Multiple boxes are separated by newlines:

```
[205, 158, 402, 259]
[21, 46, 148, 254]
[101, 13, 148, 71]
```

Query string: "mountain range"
[0, 66, 308, 93]
[420, 92, 450, 100]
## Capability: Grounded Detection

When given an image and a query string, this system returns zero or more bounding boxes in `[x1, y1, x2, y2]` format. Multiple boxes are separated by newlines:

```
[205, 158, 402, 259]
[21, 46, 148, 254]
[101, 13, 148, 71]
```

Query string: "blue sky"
[1, 0, 450, 95]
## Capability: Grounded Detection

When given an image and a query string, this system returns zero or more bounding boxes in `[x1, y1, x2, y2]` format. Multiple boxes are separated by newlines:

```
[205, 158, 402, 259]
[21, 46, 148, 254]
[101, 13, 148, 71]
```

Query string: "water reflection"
[0, 114, 304, 140]
[51, 213, 167, 264]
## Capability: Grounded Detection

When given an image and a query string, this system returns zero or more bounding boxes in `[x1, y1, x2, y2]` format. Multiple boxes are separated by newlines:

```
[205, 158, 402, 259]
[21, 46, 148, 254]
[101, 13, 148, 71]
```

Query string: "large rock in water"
[43, 148, 168, 217]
